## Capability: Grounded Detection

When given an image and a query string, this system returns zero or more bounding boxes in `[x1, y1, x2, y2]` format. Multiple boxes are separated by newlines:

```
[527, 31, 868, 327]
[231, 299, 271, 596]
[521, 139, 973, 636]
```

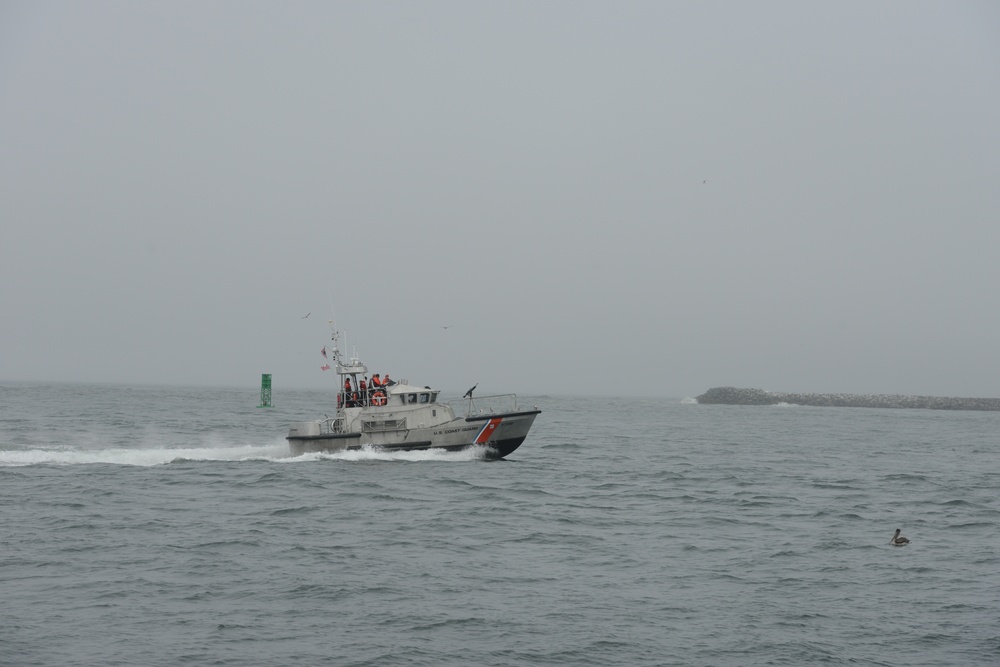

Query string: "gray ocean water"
[2, 382, 998, 666]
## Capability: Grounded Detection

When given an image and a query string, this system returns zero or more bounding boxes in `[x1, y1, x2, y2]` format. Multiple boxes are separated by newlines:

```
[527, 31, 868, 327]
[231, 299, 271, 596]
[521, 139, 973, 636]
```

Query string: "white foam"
[0, 442, 488, 467]
[0, 442, 293, 467]
[283, 445, 487, 464]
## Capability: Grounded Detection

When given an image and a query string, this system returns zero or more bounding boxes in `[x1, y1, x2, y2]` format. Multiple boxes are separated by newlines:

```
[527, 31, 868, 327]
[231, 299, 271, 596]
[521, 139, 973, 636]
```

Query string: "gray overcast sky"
[2, 1, 999, 398]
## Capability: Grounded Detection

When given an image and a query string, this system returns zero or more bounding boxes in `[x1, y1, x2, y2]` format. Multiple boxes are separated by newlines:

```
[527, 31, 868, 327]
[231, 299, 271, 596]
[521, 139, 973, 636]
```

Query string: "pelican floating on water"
[890, 528, 910, 547]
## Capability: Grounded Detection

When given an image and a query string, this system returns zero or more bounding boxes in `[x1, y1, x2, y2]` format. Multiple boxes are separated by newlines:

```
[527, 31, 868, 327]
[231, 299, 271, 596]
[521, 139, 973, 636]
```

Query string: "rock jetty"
[695, 387, 1000, 411]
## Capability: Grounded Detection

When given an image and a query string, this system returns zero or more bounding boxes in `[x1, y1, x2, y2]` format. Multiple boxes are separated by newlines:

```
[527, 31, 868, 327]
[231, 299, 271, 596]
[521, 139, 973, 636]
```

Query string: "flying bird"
[889, 528, 910, 547]
[301, 312, 311, 319]
[463, 384, 478, 399]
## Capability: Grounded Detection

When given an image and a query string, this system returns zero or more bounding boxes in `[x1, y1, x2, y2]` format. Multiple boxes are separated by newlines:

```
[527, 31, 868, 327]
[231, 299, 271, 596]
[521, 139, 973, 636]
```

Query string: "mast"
[328, 325, 368, 409]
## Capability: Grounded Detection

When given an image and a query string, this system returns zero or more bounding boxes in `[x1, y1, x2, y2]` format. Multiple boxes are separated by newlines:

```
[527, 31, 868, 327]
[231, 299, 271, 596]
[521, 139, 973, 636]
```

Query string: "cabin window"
[431, 392, 438, 402]
[432, 409, 437, 417]
[407, 393, 417, 404]
[419, 393, 429, 404]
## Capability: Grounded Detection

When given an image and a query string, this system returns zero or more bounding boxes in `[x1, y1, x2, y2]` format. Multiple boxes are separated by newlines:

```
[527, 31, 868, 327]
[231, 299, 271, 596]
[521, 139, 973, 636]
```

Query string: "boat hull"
[287, 410, 539, 459]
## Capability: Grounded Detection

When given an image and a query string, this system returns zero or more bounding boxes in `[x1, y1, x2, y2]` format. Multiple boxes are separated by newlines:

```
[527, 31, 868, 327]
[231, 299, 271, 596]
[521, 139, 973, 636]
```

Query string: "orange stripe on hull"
[474, 417, 503, 445]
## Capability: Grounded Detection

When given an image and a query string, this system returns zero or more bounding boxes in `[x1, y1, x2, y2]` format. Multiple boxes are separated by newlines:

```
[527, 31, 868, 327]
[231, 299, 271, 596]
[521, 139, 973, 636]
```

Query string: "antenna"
[327, 289, 338, 332]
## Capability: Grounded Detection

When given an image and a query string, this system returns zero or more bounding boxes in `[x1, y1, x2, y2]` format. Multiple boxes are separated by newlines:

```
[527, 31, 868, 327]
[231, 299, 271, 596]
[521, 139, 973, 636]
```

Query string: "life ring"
[371, 391, 387, 406]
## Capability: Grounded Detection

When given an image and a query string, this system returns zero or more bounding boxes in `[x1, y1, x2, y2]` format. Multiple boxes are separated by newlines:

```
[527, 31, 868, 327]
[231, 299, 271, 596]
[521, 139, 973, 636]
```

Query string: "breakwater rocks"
[695, 387, 1000, 411]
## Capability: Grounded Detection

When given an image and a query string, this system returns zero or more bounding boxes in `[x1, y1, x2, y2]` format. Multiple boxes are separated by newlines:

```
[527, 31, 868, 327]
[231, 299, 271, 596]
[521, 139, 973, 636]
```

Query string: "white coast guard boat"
[287, 328, 540, 459]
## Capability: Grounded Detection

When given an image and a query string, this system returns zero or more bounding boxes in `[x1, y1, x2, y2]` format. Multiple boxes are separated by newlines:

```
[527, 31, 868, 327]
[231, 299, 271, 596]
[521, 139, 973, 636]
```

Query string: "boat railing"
[456, 393, 520, 418]
[322, 417, 347, 434]
[362, 418, 407, 433]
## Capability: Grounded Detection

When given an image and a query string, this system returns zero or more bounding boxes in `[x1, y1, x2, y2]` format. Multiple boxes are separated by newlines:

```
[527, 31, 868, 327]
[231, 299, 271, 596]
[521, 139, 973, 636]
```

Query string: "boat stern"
[288, 421, 321, 438]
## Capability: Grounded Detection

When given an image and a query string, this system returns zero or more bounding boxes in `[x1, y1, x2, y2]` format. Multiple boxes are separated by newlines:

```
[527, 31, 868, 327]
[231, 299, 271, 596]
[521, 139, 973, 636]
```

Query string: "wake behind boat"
[287, 327, 540, 459]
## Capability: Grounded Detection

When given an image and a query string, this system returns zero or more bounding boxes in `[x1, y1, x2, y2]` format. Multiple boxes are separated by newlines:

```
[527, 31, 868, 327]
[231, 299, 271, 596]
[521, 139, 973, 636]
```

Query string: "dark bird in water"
[890, 528, 910, 547]
[302, 312, 311, 319]
[463, 384, 478, 399]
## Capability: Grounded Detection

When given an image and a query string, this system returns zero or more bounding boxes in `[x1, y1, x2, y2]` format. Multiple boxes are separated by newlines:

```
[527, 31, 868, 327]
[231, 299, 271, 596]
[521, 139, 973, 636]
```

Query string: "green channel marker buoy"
[258, 373, 273, 408]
